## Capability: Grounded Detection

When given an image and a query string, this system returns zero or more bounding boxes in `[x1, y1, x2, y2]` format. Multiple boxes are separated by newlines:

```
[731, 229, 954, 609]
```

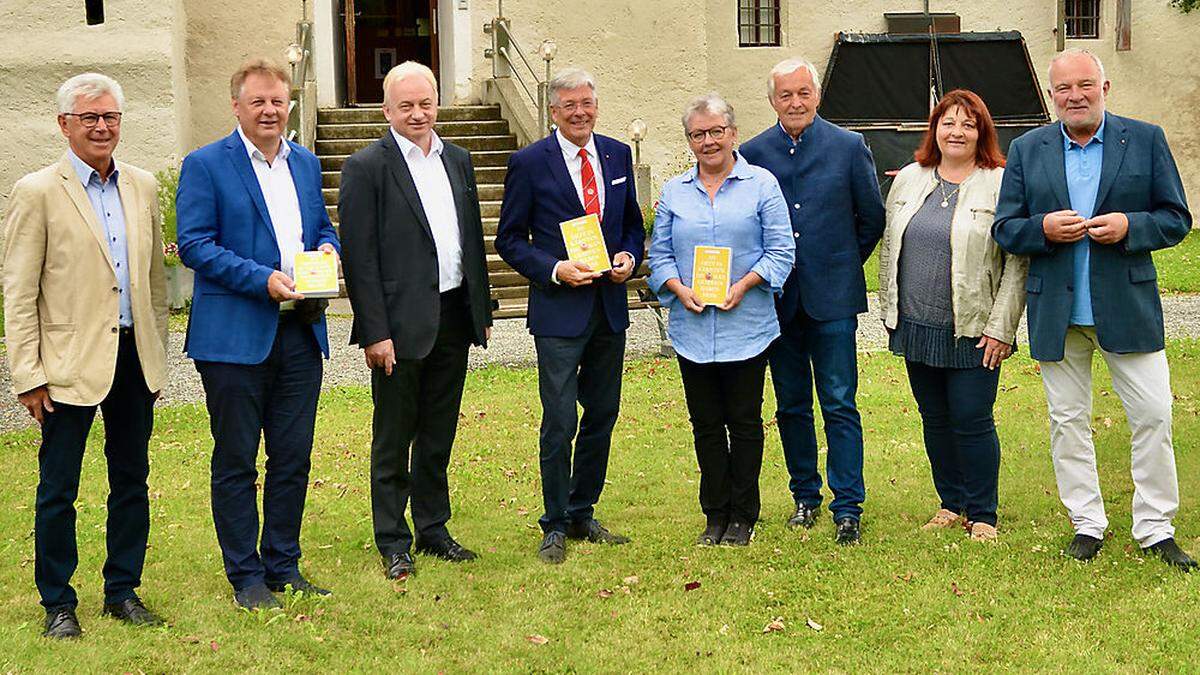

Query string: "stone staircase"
[316, 105, 652, 319]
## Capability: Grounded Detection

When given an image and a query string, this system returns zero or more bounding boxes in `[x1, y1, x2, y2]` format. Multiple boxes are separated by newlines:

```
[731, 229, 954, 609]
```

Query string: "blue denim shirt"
[1063, 115, 1106, 326]
[68, 149, 132, 327]
[648, 153, 794, 363]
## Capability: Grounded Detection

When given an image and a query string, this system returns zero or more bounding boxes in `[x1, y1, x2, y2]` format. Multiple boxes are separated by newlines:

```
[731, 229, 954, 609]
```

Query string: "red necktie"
[578, 148, 601, 222]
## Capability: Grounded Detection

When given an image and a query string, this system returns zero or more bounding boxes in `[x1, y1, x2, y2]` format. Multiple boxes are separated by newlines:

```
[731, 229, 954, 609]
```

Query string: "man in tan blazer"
[2, 73, 168, 639]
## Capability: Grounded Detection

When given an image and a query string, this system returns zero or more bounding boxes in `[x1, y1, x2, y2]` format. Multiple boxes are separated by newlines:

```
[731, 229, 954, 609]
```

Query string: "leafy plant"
[1170, 0, 1199, 12]
[156, 166, 181, 267]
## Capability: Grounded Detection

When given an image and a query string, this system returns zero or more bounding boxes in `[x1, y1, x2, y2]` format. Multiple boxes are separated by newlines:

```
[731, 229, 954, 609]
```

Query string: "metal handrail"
[286, 21, 315, 148]
[483, 2, 556, 137]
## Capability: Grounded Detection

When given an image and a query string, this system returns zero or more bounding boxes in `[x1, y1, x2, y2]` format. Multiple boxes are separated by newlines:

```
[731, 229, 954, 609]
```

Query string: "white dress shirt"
[556, 129, 605, 213]
[391, 128, 463, 292]
[236, 125, 305, 279]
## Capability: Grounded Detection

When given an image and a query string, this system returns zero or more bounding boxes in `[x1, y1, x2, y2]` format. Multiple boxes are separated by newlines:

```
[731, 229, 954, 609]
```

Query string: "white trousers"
[1039, 326, 1178, 547]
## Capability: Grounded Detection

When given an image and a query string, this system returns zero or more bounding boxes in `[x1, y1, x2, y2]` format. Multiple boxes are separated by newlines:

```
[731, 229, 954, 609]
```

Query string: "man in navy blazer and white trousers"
[993, 49, 1194, 569]
[494, 68, 645, 564]
[176, 59, 341, 608]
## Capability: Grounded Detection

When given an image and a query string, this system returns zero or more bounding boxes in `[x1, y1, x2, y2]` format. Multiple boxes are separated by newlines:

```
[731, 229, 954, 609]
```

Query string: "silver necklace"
[937, 175, 961, 208]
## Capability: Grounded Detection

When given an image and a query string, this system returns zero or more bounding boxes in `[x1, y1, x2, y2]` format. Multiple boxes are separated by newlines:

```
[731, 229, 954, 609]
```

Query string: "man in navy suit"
[740, 58, 885, 545]
[494, 68, 644, 564]
[993, 49, 1193, 569]
[176, 59, 341, 608]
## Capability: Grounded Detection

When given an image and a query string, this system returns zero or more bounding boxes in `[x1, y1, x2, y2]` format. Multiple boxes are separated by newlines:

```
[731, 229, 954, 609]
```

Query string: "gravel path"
[3, 293, 1200, 432]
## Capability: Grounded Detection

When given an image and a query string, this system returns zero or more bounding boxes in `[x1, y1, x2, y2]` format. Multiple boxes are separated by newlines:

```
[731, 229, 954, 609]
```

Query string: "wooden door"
[343, 0, 440, 106]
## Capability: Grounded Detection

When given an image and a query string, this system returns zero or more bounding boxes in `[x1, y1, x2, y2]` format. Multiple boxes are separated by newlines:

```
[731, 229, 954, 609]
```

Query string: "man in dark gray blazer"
[339, 62, 492, 580]
[993, 49, 1193, 569]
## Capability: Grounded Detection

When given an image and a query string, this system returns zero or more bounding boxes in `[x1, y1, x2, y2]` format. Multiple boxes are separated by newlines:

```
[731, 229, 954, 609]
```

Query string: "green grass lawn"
[3, 342, 1200, 671]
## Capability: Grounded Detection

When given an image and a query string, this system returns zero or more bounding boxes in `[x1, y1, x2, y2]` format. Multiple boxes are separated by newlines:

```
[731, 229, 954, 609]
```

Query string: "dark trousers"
[35, 331, 155, 609]
[533, 302, 625, 533]
[769, 309, 865, 520]
[678, 352, 768, 525]
[904, 360, 1002, 526]
[196, 315, 322, 591]
[370, 288, 472, 556]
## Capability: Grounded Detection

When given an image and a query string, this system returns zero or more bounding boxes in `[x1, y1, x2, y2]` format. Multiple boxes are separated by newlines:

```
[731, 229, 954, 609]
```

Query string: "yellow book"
[293, 250, 340, 299]
[559, 214, 612, 273]
[692, 245, 732, 307]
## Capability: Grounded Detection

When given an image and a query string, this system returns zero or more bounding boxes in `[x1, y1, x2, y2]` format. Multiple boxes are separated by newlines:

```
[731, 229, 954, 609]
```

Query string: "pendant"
[940, 200, 949, 208]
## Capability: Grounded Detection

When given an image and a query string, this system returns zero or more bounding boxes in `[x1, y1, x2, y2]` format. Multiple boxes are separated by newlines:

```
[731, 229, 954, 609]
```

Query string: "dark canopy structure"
[818, 31, 1051, 196]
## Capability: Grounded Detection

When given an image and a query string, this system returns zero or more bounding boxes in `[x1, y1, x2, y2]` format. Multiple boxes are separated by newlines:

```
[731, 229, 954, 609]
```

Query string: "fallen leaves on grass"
[951, 582, 964, 597]
[526, 634, 549, 645]
[762, 617, 785, 634]
[806, 618, 824, 632]
[897, 571, 915, 583]
[683, 581, 701, 591]
[597, 589, 614, 598]
[623, 575, 640, 585]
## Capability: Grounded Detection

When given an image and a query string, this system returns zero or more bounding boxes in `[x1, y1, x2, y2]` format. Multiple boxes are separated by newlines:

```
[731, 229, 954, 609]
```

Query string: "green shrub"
[156, 167, 181, 267]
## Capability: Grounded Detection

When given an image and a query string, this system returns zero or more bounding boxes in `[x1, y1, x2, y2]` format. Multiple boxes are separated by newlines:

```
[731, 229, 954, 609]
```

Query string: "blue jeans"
[904, 360, 1001, 526]
[769, 310, 864, 520]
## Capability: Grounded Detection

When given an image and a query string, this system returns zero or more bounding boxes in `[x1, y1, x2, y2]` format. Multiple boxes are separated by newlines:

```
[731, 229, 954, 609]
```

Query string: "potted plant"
[157, 167, 192, 309]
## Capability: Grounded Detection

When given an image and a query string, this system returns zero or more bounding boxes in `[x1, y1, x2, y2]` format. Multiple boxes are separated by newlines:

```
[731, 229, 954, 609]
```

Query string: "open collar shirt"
[1063, 114, 1106, 326]
[391, 127, 463, 292]
[236, 125, 305, 279]
[647, 153, 795, 363]
[68, 148, 133, 327]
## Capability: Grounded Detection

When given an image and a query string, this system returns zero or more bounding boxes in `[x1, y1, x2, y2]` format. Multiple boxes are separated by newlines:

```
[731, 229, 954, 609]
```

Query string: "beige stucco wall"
[469, 0, 1200, 205]
[0, 0, 190, 212]
[181, 0, 304, 152]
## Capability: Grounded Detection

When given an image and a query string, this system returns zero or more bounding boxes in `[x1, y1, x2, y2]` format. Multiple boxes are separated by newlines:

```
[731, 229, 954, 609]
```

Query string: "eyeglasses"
[64, 112, 123, 128]
[551, 100, 596, 114]
[687, 126, 729, 143]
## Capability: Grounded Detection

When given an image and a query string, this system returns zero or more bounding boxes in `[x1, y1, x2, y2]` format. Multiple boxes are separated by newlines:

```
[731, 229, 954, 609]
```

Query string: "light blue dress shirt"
[1063, 115, 1105, 326]
[68, 149, 133, 327]
[648, 153, 794, 363]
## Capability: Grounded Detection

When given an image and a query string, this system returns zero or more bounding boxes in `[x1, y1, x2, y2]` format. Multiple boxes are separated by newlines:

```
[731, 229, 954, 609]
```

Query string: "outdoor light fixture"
[285, 42, 305, 65]
[629, 118, 647, 165]
[538, 39, 558, 62]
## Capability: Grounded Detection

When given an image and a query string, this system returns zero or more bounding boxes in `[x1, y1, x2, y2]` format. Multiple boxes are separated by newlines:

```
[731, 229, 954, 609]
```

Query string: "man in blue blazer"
[494, 68, 644, 564]
[176, 59, 341, 608]
[740, 58, 885, 545]
[993, 49, 1193, 569]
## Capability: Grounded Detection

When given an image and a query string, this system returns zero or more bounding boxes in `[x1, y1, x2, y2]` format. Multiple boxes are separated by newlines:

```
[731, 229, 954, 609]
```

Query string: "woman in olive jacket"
[878, 89, 1029, 541]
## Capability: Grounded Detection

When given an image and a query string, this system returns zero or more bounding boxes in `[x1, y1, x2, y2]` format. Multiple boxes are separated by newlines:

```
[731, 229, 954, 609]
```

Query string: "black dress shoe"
[538, 531, 567, 564]
[233, 583, 282, 611]
[835, 517, 861, 546]
[1145, 538, 1198, 571]
[43, 606, 82, 639]
[566, 519, 630, 545]
[1065, 533, 1103, 561]
[719, 521, 753, 546]
[266, 574, 332, 596]
[787, 502, 819, 529]
[697, 521, 728, 546]
[102, 597, 164, 626]
[416, 535, 479, 562]
[384, 552, 416, 579]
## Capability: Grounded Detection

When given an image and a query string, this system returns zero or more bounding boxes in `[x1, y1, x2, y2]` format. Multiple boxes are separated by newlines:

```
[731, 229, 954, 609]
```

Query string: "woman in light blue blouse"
[648, 93, 794, 547]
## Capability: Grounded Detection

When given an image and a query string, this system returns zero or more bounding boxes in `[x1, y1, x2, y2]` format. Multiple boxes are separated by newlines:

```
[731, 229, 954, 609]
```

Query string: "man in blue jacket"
[176, 59, 341, 608]
[993, 49, 1193, 569]
[494, 68, 644, 564]
[740, 58, 885, 545]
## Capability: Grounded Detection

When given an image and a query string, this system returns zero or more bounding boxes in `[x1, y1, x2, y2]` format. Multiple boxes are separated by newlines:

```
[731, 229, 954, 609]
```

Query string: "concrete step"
[317, 105, 502, 125]
[321, 166, 506, 187]
[317, 120, 510, 139]
[327, 201, 502, 222]
[321, 183, 503, 205]
[320, 150, 513, 172]
[317, 135, 516, 155]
